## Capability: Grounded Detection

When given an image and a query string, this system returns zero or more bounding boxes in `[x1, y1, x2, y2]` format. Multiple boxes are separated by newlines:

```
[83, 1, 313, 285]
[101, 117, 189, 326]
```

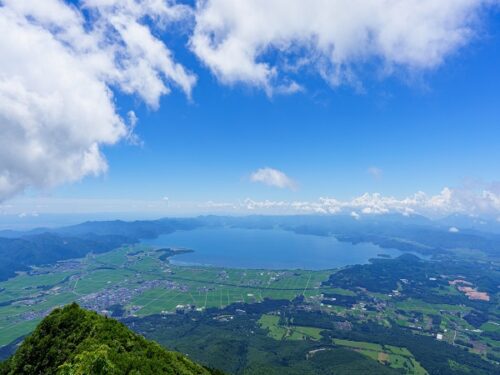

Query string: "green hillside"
[0, 303, 221, 375]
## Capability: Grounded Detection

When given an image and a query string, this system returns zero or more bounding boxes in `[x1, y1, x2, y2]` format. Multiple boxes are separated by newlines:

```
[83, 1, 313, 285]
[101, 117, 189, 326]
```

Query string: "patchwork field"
[258, 313, 323, 341]
[256, 313, 428, 374]
[0, 245, 333, 347]
[333, 339, 428, 374]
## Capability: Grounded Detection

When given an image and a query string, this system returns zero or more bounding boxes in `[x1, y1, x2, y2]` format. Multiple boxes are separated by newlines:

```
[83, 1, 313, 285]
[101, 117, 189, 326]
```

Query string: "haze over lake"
[142, 227, 405, 270]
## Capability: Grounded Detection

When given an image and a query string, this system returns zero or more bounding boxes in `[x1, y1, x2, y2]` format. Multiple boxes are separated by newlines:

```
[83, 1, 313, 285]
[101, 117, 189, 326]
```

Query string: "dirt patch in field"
[378, 352, 389, 362]
[457, 286, 490, 301]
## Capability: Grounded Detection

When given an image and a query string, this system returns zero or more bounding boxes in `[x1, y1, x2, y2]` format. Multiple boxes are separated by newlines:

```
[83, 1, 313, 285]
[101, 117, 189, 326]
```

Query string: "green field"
[124, 260, 332, 316]
[480, 321, 500, 332]
[333, 339, 428, 375]
[292, 325, 323, 340]
[258, 314, 323, 341]
[395, 298, 470, 315]
[0, 245, 333, 347]
[334, 338, 383, 351]
[258, 314, 287, 339]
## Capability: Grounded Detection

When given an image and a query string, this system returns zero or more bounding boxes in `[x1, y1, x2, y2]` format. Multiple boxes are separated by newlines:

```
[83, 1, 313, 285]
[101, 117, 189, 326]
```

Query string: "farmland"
[0, 244, 332, 347]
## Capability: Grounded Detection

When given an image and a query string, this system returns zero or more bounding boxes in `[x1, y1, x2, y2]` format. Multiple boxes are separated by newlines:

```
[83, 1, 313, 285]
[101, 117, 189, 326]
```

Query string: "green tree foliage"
[0, 234, 132, 281]
[0, 303, 220, 375]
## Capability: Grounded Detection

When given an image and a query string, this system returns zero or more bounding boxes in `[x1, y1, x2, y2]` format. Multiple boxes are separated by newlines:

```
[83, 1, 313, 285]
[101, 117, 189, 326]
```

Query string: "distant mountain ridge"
[0, 218, 202, 281]
[1, 214, 499, 282]
[0, 217, 202, 239]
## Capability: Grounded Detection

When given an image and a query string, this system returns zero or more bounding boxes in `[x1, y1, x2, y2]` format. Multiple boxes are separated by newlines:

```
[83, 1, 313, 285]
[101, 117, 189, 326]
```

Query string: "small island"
[156, 247, 195, 261]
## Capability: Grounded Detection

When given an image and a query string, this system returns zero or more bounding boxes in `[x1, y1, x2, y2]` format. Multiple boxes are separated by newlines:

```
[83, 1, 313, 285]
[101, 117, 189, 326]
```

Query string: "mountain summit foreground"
[0, 303, 222, 375]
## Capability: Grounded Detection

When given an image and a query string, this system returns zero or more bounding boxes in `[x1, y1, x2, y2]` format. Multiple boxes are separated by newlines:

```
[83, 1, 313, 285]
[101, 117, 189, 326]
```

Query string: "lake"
[141, 227, 406, 270]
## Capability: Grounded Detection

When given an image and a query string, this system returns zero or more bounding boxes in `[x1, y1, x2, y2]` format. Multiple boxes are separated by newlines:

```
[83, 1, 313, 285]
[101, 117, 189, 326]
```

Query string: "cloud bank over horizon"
[193, 183, 500, 218]
[237, 187, 500, 217]
[3, 185, 500, 219]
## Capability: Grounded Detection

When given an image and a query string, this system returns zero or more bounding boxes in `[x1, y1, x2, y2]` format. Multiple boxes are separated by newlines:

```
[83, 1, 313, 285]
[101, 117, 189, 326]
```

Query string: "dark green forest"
[127, 297, 499, 375]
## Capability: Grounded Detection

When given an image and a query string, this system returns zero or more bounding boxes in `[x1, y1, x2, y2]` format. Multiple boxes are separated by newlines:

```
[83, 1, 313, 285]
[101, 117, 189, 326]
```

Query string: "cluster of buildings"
[79, 279, 185, 315]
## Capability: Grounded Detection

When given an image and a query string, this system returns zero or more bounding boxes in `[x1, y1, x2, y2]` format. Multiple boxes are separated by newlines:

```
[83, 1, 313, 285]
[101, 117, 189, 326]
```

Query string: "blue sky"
[1, 1, 500, 217]
[56, 6, 500, 201]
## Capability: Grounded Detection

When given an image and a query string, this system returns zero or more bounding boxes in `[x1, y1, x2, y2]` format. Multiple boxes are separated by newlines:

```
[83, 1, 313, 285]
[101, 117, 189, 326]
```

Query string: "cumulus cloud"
[250, 167, 296, 189]
[0, 0, 195, 201]
[191, 0, 493, 92]
[449, 226, 460, 233]
[350, 211, 360, 220]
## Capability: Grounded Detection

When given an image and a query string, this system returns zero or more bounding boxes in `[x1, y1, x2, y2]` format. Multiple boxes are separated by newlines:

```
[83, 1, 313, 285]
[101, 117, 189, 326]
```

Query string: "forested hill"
[0, 233, 133, 281]
[0, 217, 202, 281]
[0, 303, 222, 375]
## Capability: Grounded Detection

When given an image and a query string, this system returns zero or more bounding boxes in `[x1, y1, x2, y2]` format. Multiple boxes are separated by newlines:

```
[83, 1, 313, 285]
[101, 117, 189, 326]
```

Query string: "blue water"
[141, 227, 405, 270]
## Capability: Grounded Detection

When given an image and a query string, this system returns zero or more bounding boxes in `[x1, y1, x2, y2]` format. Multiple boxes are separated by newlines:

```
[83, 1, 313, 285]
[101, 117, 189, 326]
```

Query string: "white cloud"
[250, 167, 296, 189]
[5, 185, 500, 217]
[0, 0, 195, 201]
[201, 200, 237, 209]
[83, 0, 196, 106]
[208, 186, 500, 216]
[367, 167, 383, 179]
[191, 0, 493, 92]
[449, 226, 460, 233]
